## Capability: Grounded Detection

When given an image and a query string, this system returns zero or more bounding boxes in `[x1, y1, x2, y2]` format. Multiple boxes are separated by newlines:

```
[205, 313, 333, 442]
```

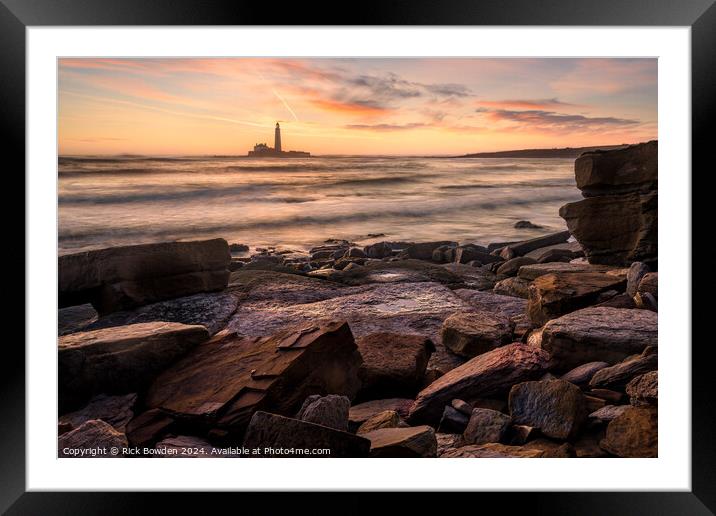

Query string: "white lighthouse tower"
[274, 122, 282, 153]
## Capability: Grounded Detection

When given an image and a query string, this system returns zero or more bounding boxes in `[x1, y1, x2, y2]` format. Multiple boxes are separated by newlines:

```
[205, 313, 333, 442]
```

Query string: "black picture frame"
[3, 0, 711, 513]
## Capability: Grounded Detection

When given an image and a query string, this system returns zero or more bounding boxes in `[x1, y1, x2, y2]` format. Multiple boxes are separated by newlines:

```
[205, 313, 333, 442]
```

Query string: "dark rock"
[441, 442, 546, 458]
[600, 406, 657, 457]
[626, 262, 650, 296]
[575, 140, 657, 196]
[596, 293, 637, 309]
[561, 362, 610, 387]
[58, 304, 98, 335]
[441, 311, 513, 358]
[463, 408, 511, 444]
[584, 394, 607, 413]
[402, 241, 458, 261]
[454, 245, 501, 265]
[364, 241, 393, 259]
[507, 424, 537, 445]
[454, 289, 527, 321]
[437, 405, 470, 433]
[348, 398, 413, 432]
[525, 241, 584, 262]
[145, 321, 363, 436]
[59, 393, 137, 433]
[436, 433, 465, 456]
[362, 426, 437, 457]
[634, 292, 658, 311]
[339, 259, 462, 287]
[500, 231, 571, 258]
[344, 247, 366, 258]
[588, 389, 624, 404]
[493, 277, 531, 298]
[408, 343, 549, 424]
[527, 272, 626, 326]
[356, 333, 435, 399]
[440, 263, 499, 290]
[154, 436, 217, 457]
[517, 262, 620, 281]
[522, 438, 576, 457]
[58, 419, 128, 458]
[451, 399, 473, 416]
[508, 379, 587, 440]
[58, 322, 210, 411]
[637, 272, 658, 299]
[59, 239, 231, 315]
[356, 410, 401, 434]
[497, 256, 537, 277]
[229, 243, 250, 252]
[589, 405, 630, 422]
[432, 244, 457, 263]
[243, 411, 371, 457]
[514, 220, 542, 229]
[126, 408, 175, 447]
[540, 307, 658, 371]
[296, 394, 351, 431]
[589, 347, 658, 390]
[626, 371, 658, 406]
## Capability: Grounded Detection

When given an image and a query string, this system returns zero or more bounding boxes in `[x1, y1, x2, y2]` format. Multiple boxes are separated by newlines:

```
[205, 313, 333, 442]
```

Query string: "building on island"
[248, 122, 310, 157]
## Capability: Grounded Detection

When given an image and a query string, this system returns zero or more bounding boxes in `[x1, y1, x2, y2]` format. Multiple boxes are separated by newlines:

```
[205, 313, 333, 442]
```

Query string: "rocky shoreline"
[58, 141, 658, 458]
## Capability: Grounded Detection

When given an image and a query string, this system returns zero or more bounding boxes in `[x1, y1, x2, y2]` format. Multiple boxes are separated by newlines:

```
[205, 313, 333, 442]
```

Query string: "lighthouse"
[274, 122, 282, 153]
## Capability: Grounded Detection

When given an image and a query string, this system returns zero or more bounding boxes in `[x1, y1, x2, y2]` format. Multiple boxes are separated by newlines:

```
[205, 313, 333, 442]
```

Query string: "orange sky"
[58, 58, 657, 156]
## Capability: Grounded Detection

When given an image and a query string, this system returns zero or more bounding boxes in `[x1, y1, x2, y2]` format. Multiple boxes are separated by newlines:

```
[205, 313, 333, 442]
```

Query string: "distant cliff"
[458, 144, 628, 159]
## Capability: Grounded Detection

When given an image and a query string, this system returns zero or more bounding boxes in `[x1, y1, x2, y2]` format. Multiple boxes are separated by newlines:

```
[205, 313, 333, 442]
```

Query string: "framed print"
[4, 0, 713, 512]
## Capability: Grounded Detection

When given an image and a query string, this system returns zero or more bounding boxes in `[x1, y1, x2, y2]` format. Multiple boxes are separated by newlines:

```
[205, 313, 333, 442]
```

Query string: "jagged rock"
[626, 371, 658, 406]
[462, 408, 511, 445]
[497, 256, 537, 277]
[348, 398, 413, 432]
[59, 393, 137, 433]
[440, 263, 499, 290]
[589, 347, 658, 390]
[356, 410, 401, 434]
[514, 220, 542, 229]
[145, 321, 363, 436]
[408, 343, 549, 424]
[575, 140, 657, 196]
[500, 231, 571, 259]
[600, 406, 657, 457]
[436, 433, 465, 456]
[589, 405, 630, 422]
[58, 304, 99, 335]
[58, 419, 128, 458]
[493, 277, 531, 298]
[525, 241, 584, 262]
[626, 262, 650, 296]
[344, 247, 366, 258]
[451, 399, 473, 416]
[441, 442, 545, 458]
[509, 379, 587, 440]
[437, 406, 470, 433]
[517, 262, 618, 281]
[637, 272, 658, 299]
[441, 311, 513, 358]
[58, 322, 210, 411]
[59, 239, 231, 315]
[296, 395, 351, 431]
[454, 244, 502, 265]
[634, 292, 658, 311]
[243, 411, 371, 457]
[540, 307, 658, 371]
[362, 426, 437, 457]
[126, 408, 175, 447]
[356, 333, 435, 399]
[561, 362, 610, 387]
[527, 272, 627, 326]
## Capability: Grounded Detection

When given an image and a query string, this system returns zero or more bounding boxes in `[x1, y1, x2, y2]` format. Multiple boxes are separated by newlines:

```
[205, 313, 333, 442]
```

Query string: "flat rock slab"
[454, 289, 527, 320]
[356, 333, 435, 399]
[440, 442, 546, 458]
[348, 398, 413, 432]
[496, 256, 537, 277]
[501, 231, 571, 258]
[59, 238, 231, 315]
[589, 348, 658, 390]
[356, 410, 402, 434]
[493, 277, 531, 299]
[363, 426, 437, 457]
[441, 311, 513, 358]
[408, 343, 549, 424]
[58, 419, 128, 458]
[59, 393, 137, 434]
[440, 263, 499, 290]
[589, 405, 630, 422]
[518, 262, 619, 281]
[58, 304, 98, 336]
[229, 270, 347, 305]
[561, 362, 610, 387]
[527, 272, 627, 326]
[243, 411, 371, 457]
[525, 241, 583, 262]
[58, 322, 210, 412]
[145, 321, 362, 436]
[339, 259, 463, 286]
[541, 307, 658, 372]
[600, 406, 657, 457]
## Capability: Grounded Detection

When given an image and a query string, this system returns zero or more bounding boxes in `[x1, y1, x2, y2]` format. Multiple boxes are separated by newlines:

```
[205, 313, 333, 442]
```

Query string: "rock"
[58, 304, 98, 335]
[363, 241, 393, 259]
[588, 389, 624, 404]
[589, 405, 630, 422]
[462, 408, 511, 444]
[596, 293, 637, 309]
[59, 239, 231, 315]
[507, 424, 537, 445]
[522, 438, 576, 457]
[441, 443, 546, 458]
[441, 311, 513, 358]
[493, 277, 531, 298]
[574, 434, 612, 458]
[584, 394, 607, 413]
[356, 333, 435, 399]
[497, 256, 537, 277]
[561, 362, 610, 387]
[455, 289, 527, 320]
[362, 426, 437, 457]
[296, 394, 351, 431]
[517, 262, 619, 281]
[126, 408, 175, 447]
[82, 291, 239, 336]
[527, 272, 626, 327]
[432, 244, 457, 263]
[401, 241, 458, 261]
[451, 399, 473, 416]
[508, 379, 587, 440]
[229, 243, 250, 252]
[600, 406, 657, 457]
[626, 262, 650, 296]
[408, 343, 549, 424]
[514, 220, 542, 229]
[145, 321, 363, 436]
[634, 292, 658, 311]
[454, 245, 501, 265]
[575, 140, 657, 196]
[342, 262, 363, 272]
[339, 259, 462, 287]
[540, 307, 658, 372]
[243, 411, 371, 457]
[348, 398, 413, 432]
[58, 419, 128, 458]
[436, 433, 465, 456]
[356, 410, 401, 434]
[525, 241, 584, 262]
[500, 231, 571, 258]
[440, 263, 499, 290]
[626, 371, 658, 406]
[637, 272, 658, 299]
[58, 322, 210, 411]
[437, 406, 470, 433]
[589, 347, 658, 390]
[59, 393, 137, 433]
[154, 436, 216, 457]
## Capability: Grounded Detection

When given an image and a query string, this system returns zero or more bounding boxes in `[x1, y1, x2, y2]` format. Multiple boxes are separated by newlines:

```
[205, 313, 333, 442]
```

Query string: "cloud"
[345, 122, 428, 131]
[310, 98, 391, 116]
[477, 98, 575, 110]
[480, 108, 639, 130]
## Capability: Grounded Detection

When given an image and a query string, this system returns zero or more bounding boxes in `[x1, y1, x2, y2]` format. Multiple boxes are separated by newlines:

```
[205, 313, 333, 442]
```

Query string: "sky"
[58, 58, 657, 156]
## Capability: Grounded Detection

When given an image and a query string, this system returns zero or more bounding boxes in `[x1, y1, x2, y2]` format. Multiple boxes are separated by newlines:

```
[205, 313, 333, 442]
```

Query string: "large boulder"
[454, 289, 527, 320]
[527, 272, 626, 326]
[58, 419, 128, 458]
[441, 312, 513, 358]
[144, 321, 363, 437]
[243, 411, 371, 457]
[408, 343, 549, 424]
[58, 322, 210, 411]
[559, 141, 657, 267]
[508, 379, 587, 440]
[362, 426, 437, 457]
[589, 347, 658, 390]
[356, 333, 435, 399]
[296, 394, 351, 431]
[540, 307, 658, 372]
[600, 406, 657, 457]
[59, 239, 231, 315]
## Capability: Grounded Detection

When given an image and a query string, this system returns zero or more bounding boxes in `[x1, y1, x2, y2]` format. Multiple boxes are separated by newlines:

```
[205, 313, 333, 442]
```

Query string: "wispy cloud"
[345, 122, 428, 131]
[477, 98, 575, 110]
[479, 108, 639, 131]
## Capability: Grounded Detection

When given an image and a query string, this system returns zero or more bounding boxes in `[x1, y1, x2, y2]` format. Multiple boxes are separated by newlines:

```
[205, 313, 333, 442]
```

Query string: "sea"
[57, 155, 582, 256]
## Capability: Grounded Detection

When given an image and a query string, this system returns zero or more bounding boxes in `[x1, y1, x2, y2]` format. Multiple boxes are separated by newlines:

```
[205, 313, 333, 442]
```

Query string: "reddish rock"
[126, 408, 175, 447]
[561, 362, 610, 387]
[496, 257, 537, 277]
[462, 408, 511, 445]
[348, 398, 413, 432]
[441, 312, 512, 358]
[362, 426, 437, 457]
[626, 371, 658, 406]
[589, 405, 630, 422]
[600, 406, 657, 457]
[59, 393, 137, 433]
[440, 443, 545, 458]
[637, 272, 658, 299]
[296, 395, 350, 431]
[493, 277, 531, 299]
[589, 347, 658, 390]
[58, 419, 128, 458]
[356, 410, 401, 434]
[517, 262, 618, 281]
